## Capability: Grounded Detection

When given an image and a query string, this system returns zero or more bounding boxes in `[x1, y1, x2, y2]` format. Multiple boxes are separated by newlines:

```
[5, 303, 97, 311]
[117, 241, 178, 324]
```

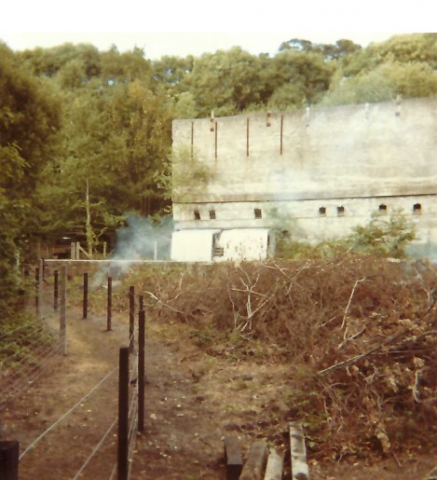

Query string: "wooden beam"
[224, 436, 243, 480]
[426, 466, 437, 480]
[240, 440, 268, 480]
[290, 422, 309, 480]
[264, 449, 283, 480]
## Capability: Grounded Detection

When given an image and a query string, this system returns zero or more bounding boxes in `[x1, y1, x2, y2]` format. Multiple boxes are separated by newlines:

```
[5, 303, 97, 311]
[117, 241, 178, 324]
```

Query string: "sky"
[0, 0, 434, 60]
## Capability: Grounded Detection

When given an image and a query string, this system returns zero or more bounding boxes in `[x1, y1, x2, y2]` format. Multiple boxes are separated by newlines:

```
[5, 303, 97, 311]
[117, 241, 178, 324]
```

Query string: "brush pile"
[132, 255, 437, 458]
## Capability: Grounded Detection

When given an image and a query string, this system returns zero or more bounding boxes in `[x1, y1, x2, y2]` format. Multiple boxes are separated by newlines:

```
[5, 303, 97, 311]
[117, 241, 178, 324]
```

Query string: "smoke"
[114, 214, 173, 260]
[91, 214, 173, 286]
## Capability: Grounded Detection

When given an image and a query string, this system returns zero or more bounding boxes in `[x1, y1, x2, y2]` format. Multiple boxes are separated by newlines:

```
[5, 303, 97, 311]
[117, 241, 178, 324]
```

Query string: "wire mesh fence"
[1, 259, 147, 480]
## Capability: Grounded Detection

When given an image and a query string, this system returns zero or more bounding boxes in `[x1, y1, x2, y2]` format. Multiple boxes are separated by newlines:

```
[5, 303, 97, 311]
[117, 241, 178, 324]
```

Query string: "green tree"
[37, 64, 172, 254]
[268, 49, 335, 109]
[321, 60, 437, 106]
[186, 47, 267, 116]
[0, 42, 61, 313]
[18, 42, 101, 79]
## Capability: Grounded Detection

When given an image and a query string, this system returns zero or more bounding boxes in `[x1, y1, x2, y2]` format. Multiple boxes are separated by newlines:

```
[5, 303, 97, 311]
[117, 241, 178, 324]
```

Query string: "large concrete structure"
[171, 96, 437, 261]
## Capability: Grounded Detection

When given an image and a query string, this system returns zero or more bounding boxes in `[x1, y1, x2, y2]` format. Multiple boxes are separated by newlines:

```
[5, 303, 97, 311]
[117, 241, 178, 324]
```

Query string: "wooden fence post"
[60, 266, 67, 356]
[118, 347, 129, 480]
[0, 440, 19, 480]
[138, 310, 145, 433]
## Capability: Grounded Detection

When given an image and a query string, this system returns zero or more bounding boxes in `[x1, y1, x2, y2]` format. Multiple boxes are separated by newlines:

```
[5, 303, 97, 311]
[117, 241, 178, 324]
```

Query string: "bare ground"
[1, 306, 436, 479]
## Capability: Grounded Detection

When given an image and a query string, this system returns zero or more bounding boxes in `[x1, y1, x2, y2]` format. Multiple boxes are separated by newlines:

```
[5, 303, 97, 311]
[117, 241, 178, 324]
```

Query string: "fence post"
[54, 269, 59, 312]
[118, 346, 129, 480]
[83, 272, 88, 319]
[35, 267, 39, 315]
[138, 310, 145, 433]
[107, 277, 112, 332]
[60, 266, 67, 356]
[0, 440, 19, 480]
[139, 295, 144, 312]
[129, 286, 135, 353]
[37, 259, 43, 321]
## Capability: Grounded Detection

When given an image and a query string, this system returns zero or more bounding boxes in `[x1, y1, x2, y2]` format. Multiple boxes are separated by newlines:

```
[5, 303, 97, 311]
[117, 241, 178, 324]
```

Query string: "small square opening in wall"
[194, 210, 201, 220]
[319, 207, 326, 216]
[413, 203, 422, 214]
[209, 209, 216, 220]
[379, 204, 387, 214]
[337, 206, 345, 216]
[254, 208, 262, 219]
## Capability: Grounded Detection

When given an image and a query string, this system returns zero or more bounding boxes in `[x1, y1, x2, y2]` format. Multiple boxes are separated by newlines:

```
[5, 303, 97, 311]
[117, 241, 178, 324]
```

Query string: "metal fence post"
[0, 440, 19, 480]
[37, 259, 44, 321]
[83, 272, 88, 319]
[118, 347, 129, 480]
[54, 269, 59, 312]
[107, 277, 112, 332]
[129, 286, 135, 353]
[35, 267, 39, 315]
[138, 310, 145, 433]
[60, 266, 67, 356]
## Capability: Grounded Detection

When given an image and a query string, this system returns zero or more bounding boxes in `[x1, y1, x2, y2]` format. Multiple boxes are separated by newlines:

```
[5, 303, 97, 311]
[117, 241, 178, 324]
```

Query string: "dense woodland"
[2, 33, 437, 316]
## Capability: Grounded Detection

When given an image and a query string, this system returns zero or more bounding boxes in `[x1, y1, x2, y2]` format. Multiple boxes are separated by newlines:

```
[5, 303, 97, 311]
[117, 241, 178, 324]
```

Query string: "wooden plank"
[240, 440, 268, 480]
[290, 422, 309, 480]
[224, 436, 243, 480]
[426, 466, 437, 480]
[264, 449, 283, 480]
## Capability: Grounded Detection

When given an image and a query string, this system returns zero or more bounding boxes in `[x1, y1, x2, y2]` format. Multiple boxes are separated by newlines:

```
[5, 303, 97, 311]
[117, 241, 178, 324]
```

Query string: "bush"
[275, 210, 415, 260]
[348, 209, 415, 258]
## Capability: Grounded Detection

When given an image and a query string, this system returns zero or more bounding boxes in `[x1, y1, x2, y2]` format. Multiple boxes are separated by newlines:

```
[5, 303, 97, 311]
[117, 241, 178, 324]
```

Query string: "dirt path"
[2, 307, 436, 479]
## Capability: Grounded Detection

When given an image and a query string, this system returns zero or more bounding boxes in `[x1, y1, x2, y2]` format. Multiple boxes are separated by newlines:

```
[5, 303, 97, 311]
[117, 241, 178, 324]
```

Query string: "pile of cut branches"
[130, 256, 437, 457]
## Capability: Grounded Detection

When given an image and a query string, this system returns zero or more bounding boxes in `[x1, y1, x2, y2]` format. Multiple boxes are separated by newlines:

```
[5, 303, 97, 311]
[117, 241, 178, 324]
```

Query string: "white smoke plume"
[92, 214, 173, 286]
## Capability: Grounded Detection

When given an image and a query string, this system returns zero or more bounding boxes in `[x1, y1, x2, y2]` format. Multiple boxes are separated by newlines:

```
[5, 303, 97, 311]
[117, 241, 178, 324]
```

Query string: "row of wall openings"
[194, 209, 216, 220]
[194, 204, 423, 221]
[194, 208, 262, 221]
[318, 203, 423, 217]
[319, 206, 345, 216]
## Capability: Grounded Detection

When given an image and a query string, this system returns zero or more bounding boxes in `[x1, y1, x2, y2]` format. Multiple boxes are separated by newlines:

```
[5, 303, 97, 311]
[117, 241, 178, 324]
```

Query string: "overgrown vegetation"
[275, 210, 416, 260]
[124, 256, 437, 459]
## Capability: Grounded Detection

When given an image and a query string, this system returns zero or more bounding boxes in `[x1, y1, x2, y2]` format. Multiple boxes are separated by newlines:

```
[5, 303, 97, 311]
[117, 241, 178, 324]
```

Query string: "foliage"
[349, 210, 416, 258]
[322, 60, 437, 106]
[186, 47, 268, 117]
[275, 210, 415, 260]
[170, 145, 215, 201]
[0, 42, 60, 318]
[267, 49, 336, 108]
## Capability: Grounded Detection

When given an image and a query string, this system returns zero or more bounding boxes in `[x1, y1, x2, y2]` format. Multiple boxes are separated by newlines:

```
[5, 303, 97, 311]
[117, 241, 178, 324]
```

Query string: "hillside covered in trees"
[2, 33, 437, 317]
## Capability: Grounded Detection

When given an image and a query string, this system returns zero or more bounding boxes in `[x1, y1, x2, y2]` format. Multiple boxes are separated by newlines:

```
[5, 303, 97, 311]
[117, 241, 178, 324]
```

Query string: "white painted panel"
[171, 230, 220, 261]
[218, 229, 270, 261]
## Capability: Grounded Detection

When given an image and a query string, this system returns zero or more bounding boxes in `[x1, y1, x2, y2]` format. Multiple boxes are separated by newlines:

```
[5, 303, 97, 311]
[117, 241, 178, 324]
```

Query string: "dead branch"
[143, 290, 185, 315]
[412, 370, 422, 403]
[338, 327, 367, 350]
[340, 277, 366, 330]
[316, 330, 405, 377]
